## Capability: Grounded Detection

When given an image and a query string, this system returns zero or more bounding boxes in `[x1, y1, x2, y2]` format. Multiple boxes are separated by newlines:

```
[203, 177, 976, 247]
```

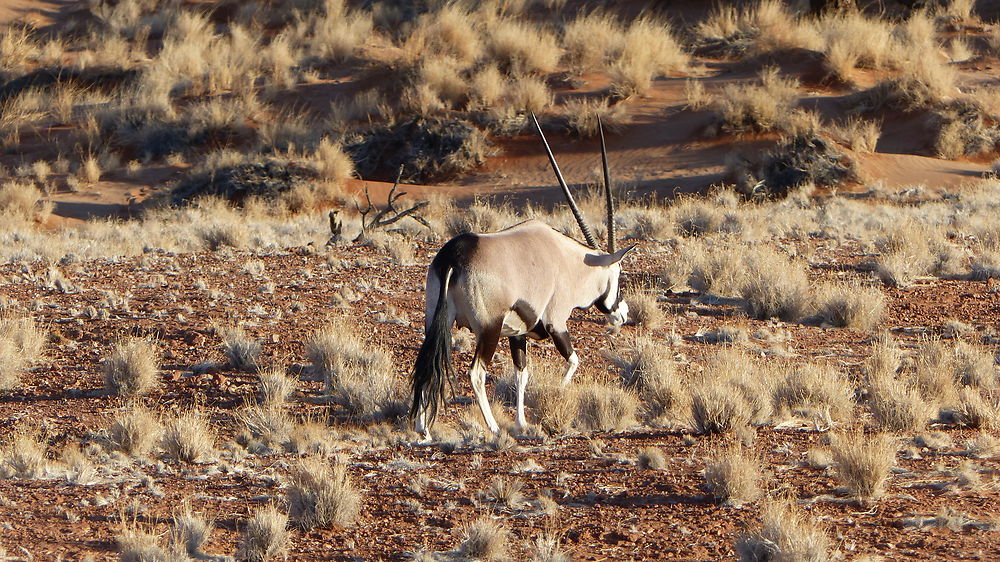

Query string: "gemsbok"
[410, 114, 633, 440]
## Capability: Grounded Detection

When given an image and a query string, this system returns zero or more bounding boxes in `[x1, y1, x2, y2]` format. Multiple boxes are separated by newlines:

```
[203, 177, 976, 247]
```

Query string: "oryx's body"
[410, 113, 632, 441]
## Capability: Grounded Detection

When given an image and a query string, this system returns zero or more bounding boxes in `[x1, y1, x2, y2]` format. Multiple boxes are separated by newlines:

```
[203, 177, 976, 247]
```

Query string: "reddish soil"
[0, 236, 998, 560]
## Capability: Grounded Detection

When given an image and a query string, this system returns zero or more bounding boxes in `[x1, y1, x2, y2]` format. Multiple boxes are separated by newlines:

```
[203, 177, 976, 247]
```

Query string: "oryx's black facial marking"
[509, 336, 528, 371]
[592, 284, 623, 314]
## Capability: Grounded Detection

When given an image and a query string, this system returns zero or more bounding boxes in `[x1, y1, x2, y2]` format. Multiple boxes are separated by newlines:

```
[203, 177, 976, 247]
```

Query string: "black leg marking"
[551, 330, 574, 361]
[475, 324, 503, 368]
[509, 336, 528, 371]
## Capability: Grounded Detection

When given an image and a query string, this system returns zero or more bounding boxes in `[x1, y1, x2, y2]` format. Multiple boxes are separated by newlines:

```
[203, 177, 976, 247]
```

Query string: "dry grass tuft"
[103, 337, 160, 397]
[691, 379, 752, 435]
[867, 372, 935, 432]
[288, 456, 361, 529]
[704, 443, 763, 506]
[739, 248, 810, 321]
[0, 315, 46, 390]
[256, 365, 296, 407]
[716, 67, 800, 136]
[562, 11, 624, 72]
[486, 18, 561, 75]
[116, 524, 177, 562]
[624, 288, 664, 330]
[735, 501, 831, 562]
[484, 476, 525, 508]
[172, 504, 212, 557]
[619, 336, 687, 423]
[956, 387, 1000, 429]
[107, 404, 161, 457]
[161, 409, 215, 463]
[217, 324, 261, 371]
[1, 428, 47, 478]
[637, 446, 667, 470]
[831, 431, 895, 503]
[522, 365, 578, 436]
[575, 382, 638, 432]
[459, 517, 509, 561]
[815, 282, 885, 330]
[774, 363, 855, 423]
[236, 504, 289, 562]
[562, 97, 629, 138]
[306, 319, 396, 416]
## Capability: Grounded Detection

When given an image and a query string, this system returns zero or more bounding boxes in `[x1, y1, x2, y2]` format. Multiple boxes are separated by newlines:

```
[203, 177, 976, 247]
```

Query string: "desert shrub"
[829, 116, 881, 153]
[310, 137, 355, 185]
[236, 405, 294, 452]
[953, 341, 997, 389]
[637, 446, 667, 470]
[704, 443, 763, 506]
[345, 116, 488, 183]
[673, 199, 723, 237]
[831, 430, 895, 503]
[0, 181, 51, 222]
[705, 348, 777, 425]
[773, 363, 854, 423]
[484, 476, 524, 508]
[306, 320, 395, 416]
[107, 404, 161, 457]
[288, 457, 361, 529]
[485, 18, 561, 75]
[574, 382, 638, 432]
[739, 248, 811, 321]
[734, 135, 854, 199]
[237, 504, 290, 562]
[459, 517, 509, 561]
[169, 159, 319, 207]
[562, 11, 624, 72]
[257, 365, 296, 407]
[117, 525, 179, 562]
[0, 315, 46, 390]
[623, 289, 663, 330]
[955, 387, 1000, 429]
[866, 374, 935, 432]
[914, 338, 960, 405]
[735, 501, 831, 562]
[561, 96, 629, 138]
[618, 336, 687, 422]
[103, 337, 160, 397]
[696, 1, 819, 57]
[524, 369, 578, 436]
[691, 379, 752, 434]
[161, 410, 215, 463]
[216, 324, 261, 371]
[687, 244, 745, 297]
[931, 102, 1000, 159]
[609, 17, 687, 99]
[716, 68, 799, 136]
[0, 429, 47, 478]
[172, 505, 212, 557]
[814, 281, 885, 330]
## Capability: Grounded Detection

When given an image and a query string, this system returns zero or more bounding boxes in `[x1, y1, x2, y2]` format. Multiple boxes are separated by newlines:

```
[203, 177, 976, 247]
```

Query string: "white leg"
[560, 352, 580, 386]
[414, 398, 432, 442]
[471, 360, 500, 434]
[515, 366, 530, 428]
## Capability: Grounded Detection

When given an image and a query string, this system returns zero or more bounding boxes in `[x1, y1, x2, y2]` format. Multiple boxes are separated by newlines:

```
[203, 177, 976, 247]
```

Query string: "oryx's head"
[531, 112, 634, 326]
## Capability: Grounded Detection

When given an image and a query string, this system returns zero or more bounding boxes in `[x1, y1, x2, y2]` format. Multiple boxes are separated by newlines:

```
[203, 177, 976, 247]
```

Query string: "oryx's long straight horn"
[530, 111, 598, 250]
[598, 115, 615, 254]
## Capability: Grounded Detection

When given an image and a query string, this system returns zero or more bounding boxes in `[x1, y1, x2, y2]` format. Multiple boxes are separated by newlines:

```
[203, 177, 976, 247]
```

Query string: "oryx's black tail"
[410, 266, 454, 428]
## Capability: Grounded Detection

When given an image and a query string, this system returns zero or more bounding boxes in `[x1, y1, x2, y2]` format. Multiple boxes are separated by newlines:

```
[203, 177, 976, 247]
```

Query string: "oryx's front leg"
[551, 330, 579, 386]
[471, 327, 502, 434]
[509, 336, 530, 429]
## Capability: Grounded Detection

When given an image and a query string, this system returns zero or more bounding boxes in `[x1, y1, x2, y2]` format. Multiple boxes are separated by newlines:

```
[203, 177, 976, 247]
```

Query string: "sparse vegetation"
[460, 517, 509, 561]
[736, 501, 831, 562]
[288, 457, 361, 529]
[704, 443, 763, 506]
[306, 320, 395, 416]
[237, 505, 289, 562]
[162, 410, 215, 464]
[103, 337, 160, 397]
[831, 431, 895, 503]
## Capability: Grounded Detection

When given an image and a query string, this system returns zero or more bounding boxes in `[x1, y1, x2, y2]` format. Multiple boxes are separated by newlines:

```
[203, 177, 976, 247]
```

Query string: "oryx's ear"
[584, 244, 636, 267]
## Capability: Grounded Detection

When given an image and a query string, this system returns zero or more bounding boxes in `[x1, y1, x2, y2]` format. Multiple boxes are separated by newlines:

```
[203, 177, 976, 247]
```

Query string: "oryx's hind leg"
[509, 335, 530, 429]
[471, 326, 502, 434]
[551, 330, 579, 386]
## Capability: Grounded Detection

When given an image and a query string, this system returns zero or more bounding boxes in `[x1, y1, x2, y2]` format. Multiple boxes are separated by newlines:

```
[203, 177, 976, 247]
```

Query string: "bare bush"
[103, 337, 160, 397]
[288, 457, 361, 529]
